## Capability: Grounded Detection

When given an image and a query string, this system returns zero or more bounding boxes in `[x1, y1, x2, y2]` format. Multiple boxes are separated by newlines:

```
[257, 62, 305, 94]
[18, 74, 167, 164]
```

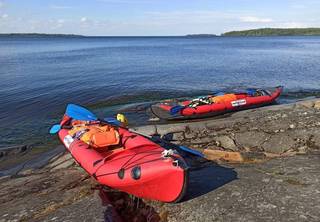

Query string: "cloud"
[80, 17, 88, 23]
[97, 0, 152, 4]
[290, 4, 307, 9]
[50, 5, 72, 9]
[49, 19, 66, 30]
[240, 16, 273, 23]
[275, 22, 308, 28]
[0, 13, 8, 19]
[0, 1, 3, 9]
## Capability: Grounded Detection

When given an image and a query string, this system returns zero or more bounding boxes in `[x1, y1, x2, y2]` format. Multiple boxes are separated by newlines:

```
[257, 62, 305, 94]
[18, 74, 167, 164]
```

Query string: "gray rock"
[155, 124, 186, 135]
[133, 125, 157, 136]
[149, 153, 320, 222]
[172, 132, 185, 141]
[50, 159, 74, 171]
[235, 131, 269, 149]
[310, 129, 320, 149]
[289, 124, 295, 129]
[47, 153, 73, 169]
[213, 135, 237, 151]
[262, 134, 296, 154]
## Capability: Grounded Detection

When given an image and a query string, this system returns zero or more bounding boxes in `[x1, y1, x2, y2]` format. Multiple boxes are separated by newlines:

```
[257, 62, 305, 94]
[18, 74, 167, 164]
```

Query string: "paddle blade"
[66, 104, 97, 121]
[103, 117, 122, 126]
[170, 105, 184, 115]
[179, 145, 204, 158]
[49, 124, 61, 134]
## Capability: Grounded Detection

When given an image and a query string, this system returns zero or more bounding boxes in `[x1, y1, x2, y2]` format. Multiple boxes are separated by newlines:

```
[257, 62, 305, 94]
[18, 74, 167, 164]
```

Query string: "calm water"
[1, 36, 320, 149]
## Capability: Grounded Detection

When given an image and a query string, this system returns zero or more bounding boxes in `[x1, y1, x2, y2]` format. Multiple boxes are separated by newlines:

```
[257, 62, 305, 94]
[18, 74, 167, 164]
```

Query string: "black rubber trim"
[93, 158, 103, 167]
[170, 168, 189, 203]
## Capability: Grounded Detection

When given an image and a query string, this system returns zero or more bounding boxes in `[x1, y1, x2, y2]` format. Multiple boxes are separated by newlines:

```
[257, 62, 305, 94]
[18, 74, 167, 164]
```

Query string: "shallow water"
[1, 36, 320, 149]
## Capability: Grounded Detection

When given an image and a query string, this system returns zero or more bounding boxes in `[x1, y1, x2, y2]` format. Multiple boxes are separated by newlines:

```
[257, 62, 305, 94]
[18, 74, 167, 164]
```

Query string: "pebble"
[262, 178, 271, 183]
[231, 191, 241, 197]
[299, 215, 308, 220]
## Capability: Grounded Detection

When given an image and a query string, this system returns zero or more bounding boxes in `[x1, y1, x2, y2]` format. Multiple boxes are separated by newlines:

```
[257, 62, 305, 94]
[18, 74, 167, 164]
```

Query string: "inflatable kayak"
[56, 116, 188, 203]
[151, 86, 283, 120]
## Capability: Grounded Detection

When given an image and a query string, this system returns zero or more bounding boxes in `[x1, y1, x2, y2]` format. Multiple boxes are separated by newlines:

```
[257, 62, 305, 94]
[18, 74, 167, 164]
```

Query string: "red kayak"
[151, 86, 283, 120]
[57, 119, 188, 203]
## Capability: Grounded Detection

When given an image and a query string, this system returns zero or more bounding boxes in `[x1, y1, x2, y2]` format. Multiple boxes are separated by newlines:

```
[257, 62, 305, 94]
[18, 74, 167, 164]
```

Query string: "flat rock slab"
[1, 153, 319, 222]
[155, 152, 320, 222]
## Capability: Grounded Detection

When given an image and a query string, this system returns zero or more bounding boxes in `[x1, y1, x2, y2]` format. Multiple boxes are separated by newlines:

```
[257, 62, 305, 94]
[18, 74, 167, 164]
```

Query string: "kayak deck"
[150, 86, 283, 120]
[58, 127, 188, 203]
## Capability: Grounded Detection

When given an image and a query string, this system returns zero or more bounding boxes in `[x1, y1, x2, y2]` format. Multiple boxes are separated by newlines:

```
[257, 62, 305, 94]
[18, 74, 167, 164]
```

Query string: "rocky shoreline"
[1, 98, 320, 221]
[135, 98, 320, 157]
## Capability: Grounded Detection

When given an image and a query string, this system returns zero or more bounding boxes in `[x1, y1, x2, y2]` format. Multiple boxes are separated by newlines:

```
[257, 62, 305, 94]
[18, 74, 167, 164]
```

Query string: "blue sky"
[0, 0, 319, 35]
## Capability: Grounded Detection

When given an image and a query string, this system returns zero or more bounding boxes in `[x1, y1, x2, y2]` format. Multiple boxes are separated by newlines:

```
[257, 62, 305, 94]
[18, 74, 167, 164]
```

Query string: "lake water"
[1, 36, 320, 149]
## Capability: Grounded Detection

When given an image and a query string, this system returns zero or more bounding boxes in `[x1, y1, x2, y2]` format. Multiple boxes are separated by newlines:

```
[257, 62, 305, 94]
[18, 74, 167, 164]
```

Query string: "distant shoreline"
[1, 28, 320, 38]
[222, 28, 320, 36]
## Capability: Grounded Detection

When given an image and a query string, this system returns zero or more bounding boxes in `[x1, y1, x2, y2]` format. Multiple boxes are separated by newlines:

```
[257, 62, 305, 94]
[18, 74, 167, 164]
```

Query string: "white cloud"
[50, 5, 72, 10]
[290, 4, 307, 9]
[275, 22, 308, 28]
[0, 13, 8, 19]
[240, 16, 273, 23]
[80, 17, 88, 22]
[97, 0, 152, 4]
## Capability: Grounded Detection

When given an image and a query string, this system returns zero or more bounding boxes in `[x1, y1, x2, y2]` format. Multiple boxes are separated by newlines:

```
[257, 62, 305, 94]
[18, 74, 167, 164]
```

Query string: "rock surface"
[1, 151, 319, 221]
[1, 98, 320, 221]
[155, 152, 320, 222]
[135, 98, 320, 155]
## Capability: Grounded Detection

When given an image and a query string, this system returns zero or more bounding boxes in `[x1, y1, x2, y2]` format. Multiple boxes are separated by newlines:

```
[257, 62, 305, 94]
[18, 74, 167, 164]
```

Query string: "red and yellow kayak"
[57, 118, 188, 203]
[151, 86, 283, 120]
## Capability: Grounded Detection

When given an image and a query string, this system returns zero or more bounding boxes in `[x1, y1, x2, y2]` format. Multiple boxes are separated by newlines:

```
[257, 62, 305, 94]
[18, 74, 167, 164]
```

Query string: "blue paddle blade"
[66, 104, 97, 121]
[170, 105, 185, 115]
[49, 124, 61, 134]
[179, 145, 204, 158]
[103, 117, 121, 126]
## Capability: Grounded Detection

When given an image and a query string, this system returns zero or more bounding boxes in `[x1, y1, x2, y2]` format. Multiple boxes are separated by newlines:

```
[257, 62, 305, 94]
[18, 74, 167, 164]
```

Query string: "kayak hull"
[151, 86, 283, 120]
[58, 127, 188, 203]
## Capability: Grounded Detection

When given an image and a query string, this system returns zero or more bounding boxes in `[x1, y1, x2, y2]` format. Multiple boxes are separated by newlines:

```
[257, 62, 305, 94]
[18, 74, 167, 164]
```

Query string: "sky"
[0, 0, 319, 36]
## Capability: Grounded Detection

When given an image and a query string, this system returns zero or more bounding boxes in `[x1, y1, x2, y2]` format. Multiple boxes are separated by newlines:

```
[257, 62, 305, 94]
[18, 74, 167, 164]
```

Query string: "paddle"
[66, 104, 97, 121]
[174, 145, 203, 157]
[65, 104, 204, 158]
[50, 103, 98, 134]
[49, 112, 121, 135]
[170, 105, 185, 115]
[49, 124, 61, 134]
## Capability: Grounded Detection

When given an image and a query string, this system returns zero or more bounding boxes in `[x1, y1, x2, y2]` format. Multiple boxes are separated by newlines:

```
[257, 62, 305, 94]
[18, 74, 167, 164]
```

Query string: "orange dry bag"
[211, 94, 237, 103]
[69, 123, 120, 149]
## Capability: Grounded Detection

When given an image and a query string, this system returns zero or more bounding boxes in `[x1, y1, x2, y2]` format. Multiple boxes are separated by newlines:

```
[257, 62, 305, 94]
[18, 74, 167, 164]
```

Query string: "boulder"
[314, 100, 320, 109]
[310, 129, 320, 149]
[172, 132, 185, 141]
[297, 100, 315, 109]
[213, 135, 237, 151]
